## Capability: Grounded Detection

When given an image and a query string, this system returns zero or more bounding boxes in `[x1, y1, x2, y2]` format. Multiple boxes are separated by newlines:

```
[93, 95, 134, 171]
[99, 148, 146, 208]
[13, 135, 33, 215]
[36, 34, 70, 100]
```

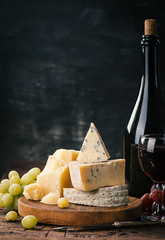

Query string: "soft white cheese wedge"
[69, 159, 125, 191]
[63, 185, 129, 207]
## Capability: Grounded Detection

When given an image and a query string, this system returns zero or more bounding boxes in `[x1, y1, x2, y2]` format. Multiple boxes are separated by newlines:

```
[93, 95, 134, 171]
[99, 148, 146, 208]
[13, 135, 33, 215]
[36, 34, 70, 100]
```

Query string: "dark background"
[1, 0, 165, 176]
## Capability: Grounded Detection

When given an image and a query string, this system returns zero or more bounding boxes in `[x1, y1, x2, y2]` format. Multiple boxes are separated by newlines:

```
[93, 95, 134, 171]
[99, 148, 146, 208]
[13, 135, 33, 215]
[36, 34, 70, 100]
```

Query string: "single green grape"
[0, 183, 9, 193]
[1, 179, 10, 186]
[13, 195, 19, 211]
[9, 184, 21, 196]
[28, 167, 40, 179]
[6, 211, 18, 221]
[20, 173, 35, 185]
[10, 176, 21, 185]
[57, 197, 69, 208]
[21, 215, 37, 229]
[2, 193, 13, 207]
[8, 170, 19, 180]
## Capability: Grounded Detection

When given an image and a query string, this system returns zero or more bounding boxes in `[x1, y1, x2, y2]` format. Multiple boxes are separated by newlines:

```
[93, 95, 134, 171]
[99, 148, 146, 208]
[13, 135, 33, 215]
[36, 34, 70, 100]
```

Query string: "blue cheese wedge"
[63, 185, 129, 207]
[77, 123, 110, 162]
[69, 159, 125, 191]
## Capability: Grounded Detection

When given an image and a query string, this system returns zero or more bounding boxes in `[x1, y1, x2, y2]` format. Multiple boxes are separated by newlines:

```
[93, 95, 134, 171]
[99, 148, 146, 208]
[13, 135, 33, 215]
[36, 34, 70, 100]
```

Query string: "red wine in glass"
[138, 134, 165, 220]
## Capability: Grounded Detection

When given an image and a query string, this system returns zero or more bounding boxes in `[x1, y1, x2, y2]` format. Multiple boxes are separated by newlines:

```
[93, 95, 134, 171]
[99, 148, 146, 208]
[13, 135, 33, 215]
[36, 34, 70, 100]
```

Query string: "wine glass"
[138, 134, 165, 221]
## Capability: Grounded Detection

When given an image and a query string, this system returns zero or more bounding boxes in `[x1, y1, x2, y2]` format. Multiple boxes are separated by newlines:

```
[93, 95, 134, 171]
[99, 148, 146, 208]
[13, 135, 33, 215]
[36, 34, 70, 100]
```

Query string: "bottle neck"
[141, 35, 160, 87]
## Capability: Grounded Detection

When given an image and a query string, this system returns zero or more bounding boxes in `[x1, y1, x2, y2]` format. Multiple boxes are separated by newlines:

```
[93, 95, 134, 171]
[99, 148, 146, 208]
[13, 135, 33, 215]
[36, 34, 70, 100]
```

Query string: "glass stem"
[155, 183, 164, 216]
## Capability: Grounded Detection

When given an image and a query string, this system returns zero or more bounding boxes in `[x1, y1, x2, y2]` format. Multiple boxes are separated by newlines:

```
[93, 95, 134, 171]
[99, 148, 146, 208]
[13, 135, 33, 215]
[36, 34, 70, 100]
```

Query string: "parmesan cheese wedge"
[37, 149, 79, 198]
[69, 159, 125, 191]
[77, 122, 110, 162]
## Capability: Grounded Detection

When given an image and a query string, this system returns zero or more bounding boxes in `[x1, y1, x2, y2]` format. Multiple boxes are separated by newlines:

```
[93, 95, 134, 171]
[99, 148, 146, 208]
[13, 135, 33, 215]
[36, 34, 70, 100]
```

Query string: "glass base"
[141, 212, 165, 222]
[150, 215, 165, 221]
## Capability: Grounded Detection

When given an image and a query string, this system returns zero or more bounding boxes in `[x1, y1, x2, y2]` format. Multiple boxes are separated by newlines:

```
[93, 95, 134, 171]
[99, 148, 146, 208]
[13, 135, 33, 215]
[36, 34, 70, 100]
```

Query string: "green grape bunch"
[0, 167, 40, 227]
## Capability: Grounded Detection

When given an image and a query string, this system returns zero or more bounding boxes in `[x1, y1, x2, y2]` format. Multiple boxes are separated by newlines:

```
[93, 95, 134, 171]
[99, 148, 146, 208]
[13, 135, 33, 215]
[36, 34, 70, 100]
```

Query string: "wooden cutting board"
[18, 196, 142, 226]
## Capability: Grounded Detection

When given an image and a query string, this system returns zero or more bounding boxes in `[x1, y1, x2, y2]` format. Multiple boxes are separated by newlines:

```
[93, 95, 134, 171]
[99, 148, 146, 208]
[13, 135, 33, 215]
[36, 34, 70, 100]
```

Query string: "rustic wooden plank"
[1, 205, 165, 239]
[0, 208, 65, 239]
[0, 237, 65, 240]
[0, 222, 65, 239]
[66, 226, 165, 239]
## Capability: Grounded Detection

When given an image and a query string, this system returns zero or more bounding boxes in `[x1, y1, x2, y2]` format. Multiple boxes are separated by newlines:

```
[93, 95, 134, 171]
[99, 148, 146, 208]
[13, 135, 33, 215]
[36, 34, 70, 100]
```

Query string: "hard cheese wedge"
[63, 185, 129, 207]
[69, 159, 125, 191]
[77, 122, 110, 162]
[37, 149, 79, 199]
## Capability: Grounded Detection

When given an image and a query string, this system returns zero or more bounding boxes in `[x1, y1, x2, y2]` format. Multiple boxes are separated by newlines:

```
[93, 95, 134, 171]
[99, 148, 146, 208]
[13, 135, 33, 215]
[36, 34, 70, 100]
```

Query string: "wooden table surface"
[0, 161, 165, 240]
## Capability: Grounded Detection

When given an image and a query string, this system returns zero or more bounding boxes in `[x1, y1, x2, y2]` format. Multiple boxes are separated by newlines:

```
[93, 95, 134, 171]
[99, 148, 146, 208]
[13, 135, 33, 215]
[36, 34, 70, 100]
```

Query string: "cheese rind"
[37, 149, 79, 198]
[63, 185, 129, 207]
[77, 123, 110, 162]
[69, 159, 125, 191]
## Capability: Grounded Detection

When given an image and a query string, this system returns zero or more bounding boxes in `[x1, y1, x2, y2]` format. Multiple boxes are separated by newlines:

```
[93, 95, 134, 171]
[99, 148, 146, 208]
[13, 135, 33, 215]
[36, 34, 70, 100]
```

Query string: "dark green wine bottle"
[123, 19, 165, 198]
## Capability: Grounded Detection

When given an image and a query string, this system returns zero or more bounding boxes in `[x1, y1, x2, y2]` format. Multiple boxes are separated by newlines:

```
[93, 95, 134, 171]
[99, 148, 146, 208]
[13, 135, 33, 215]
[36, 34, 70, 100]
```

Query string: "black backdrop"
[1, 0, 165, 176]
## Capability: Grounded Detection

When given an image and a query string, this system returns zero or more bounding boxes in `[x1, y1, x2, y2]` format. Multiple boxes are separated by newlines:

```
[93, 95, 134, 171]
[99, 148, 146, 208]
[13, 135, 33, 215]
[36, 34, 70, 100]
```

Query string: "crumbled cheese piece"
[41, 192, 58, 205]
[23, 183, 43, 200]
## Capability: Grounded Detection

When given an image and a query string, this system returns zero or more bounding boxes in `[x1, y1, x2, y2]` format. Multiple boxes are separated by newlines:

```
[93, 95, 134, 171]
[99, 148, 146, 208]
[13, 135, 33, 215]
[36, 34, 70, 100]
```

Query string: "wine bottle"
[123, 19, 165, 198]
